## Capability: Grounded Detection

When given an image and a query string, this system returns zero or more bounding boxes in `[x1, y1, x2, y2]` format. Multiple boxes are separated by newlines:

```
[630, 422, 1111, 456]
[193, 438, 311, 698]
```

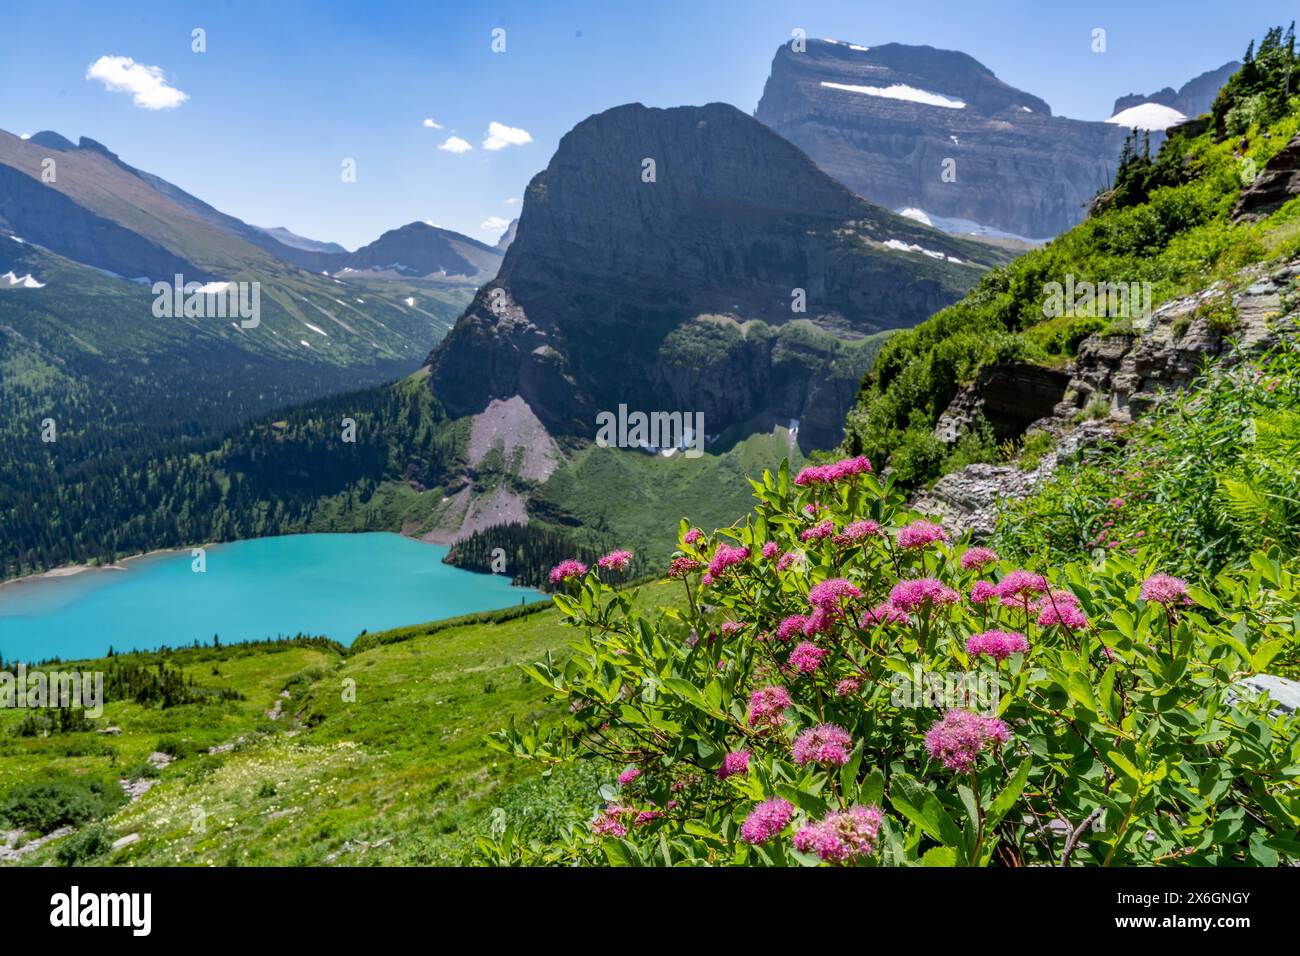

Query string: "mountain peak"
[26, 130, 77, 151]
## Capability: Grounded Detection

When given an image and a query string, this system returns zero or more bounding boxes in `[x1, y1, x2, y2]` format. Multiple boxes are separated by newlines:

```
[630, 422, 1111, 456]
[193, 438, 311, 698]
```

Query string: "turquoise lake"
[0, 533, 541, 663]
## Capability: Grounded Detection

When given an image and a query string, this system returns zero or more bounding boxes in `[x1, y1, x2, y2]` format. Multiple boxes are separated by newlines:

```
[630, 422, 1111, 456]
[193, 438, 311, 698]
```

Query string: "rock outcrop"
[918, 257, 1300, 537]
[427, 101, 1003, 449]
[1232, 132, 1300, 222]
[755, 40, 1129, 239]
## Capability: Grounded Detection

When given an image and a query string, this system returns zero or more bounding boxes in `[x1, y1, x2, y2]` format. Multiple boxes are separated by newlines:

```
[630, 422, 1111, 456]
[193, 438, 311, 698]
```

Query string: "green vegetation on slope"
[2, 584, 680, 866]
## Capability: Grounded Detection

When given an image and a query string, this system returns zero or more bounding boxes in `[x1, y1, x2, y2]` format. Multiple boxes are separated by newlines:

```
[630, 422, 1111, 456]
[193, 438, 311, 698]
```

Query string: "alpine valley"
[2, 15, 1298, 874]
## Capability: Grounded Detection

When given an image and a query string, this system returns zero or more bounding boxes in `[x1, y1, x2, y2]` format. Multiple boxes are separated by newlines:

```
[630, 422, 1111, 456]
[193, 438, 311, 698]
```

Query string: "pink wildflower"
[718, 750, 751, 781]
[761, 541, 780, 559]
[897, 519, 948, 551]
[719, 621, 746, 638]
[788, 642, 829, 674]
[969, 581, 998, 605]
[776, 551, 802, 572]
[924, 709, 1011, 773]
[808, 578, 863, 608]
[776, 615, 808, 642]
[596, 549, 633, 572]
[740, 798, 795, 844]
[549, 559, 588, 585]
[800, 520, 835, 542]
[793, 456, 871, 486]
[835, 677, 861, 697]
[960, 547, 999, 571]
[707, 544, 750, 577]
[1141, 573, 1191, 607]
[965, 630, 1030, 662]
[996, 570, 1049, 605]
[1034, 590, 1088, 628]
[747, 686, 793, 730]
[889, 578, 959, 613]
[792, 724, 853, 767]
[684, 528, 704, 544]
[833, 520, 881, 545]
[667, 557, 700, 578]
[592, 805, 631, 837]
[793, 805, 883, 863]
[617, 766, 641, 787]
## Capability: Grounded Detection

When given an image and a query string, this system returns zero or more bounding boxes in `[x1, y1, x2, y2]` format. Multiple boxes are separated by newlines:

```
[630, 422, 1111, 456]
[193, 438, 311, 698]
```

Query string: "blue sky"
[0, 0, 1289, 249]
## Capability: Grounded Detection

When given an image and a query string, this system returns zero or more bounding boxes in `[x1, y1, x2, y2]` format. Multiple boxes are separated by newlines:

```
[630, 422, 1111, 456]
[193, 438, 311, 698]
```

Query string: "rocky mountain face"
[426, 101, 1006, 447]
[494, 218, 518, 252]
[755, 40, 1130, 240]
[1112, 61, 1241, 119]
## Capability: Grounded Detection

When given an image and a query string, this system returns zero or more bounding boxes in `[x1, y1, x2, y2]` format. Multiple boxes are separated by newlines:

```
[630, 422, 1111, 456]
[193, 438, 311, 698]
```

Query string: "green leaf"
[889, 775, 963, 848]
[775, 783, 829, 819]
[986, 758, 1033, 831]
[920, 846, 957, 867]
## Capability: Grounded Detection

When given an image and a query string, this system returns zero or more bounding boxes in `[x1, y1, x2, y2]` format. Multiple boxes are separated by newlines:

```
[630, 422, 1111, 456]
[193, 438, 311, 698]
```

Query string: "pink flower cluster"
[793, 805, 883, 863]
[800, 520, 835, 542]
[617, 766, 641, 786]
[549, 559, 588, 585]
[707, 544, 750, 578]
[761, 541, 780, 559]
[924, 709, 1011, 773]
[776, 551, 802, 572]
[668, 556, 701, 578]
[718, 750, 751, 780]
[718, 621, 746, 638]
[788, 642, 829, 674]
[996, 570, 1049, 604]
[684, 528, 704, 545]
[776, 615, 808, 642]
[897, 519, 948, 551]
[808, 578, 863, 608]
[1141, 573, 1191, 607]
[1034, 590, 1088, 628]
[969, 581, 998, 605]
[833, 520, 881, 545]
[793, 455, 872, 486]
[740, 798, 795, 844]
[960, 546, 999, 571]
[965, 630, 1029, 662]
[597, 549, 633, 572]
[792, 724, 853, 767]
[747, 686, 792, 730]
[889, 578, 960, 613]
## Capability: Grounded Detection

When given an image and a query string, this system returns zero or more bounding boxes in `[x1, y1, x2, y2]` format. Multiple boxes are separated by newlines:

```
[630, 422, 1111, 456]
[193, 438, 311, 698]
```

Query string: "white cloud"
[19, 133, 30, 140]
[482, 121, 532, 151]
[480, 216, 511, 233]
[438, 135, 473, 154]
[86, 55, 188, 110]
[439, 136, 475, 155]
[422, 118, 443, 129]
[503, 196, 520, 205]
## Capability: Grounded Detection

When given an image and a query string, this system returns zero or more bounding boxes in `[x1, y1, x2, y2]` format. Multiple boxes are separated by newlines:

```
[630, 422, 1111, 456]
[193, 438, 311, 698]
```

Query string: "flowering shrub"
[484, 460, 1300, 866]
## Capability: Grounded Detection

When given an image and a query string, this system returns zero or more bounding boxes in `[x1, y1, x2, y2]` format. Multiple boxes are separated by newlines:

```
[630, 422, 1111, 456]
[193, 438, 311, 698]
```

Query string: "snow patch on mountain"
[882, 239, 963, 263]
[820, 80, 966, 109]
[1106, 102, 1187, 131]
[896, 207, 1050, 246]
[1, 271, 46, 289]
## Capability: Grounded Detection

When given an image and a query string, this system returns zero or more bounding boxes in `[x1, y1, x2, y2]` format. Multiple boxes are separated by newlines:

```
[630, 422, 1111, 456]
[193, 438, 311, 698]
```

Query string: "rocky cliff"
[427, 101, 1005, 447]
[755, 40, 1130, 239]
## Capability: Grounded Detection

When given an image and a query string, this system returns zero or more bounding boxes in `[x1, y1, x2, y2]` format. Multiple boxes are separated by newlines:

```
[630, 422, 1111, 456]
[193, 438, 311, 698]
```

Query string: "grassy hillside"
[841, 31, 1300, 486]
[1, 583, 680, 866]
